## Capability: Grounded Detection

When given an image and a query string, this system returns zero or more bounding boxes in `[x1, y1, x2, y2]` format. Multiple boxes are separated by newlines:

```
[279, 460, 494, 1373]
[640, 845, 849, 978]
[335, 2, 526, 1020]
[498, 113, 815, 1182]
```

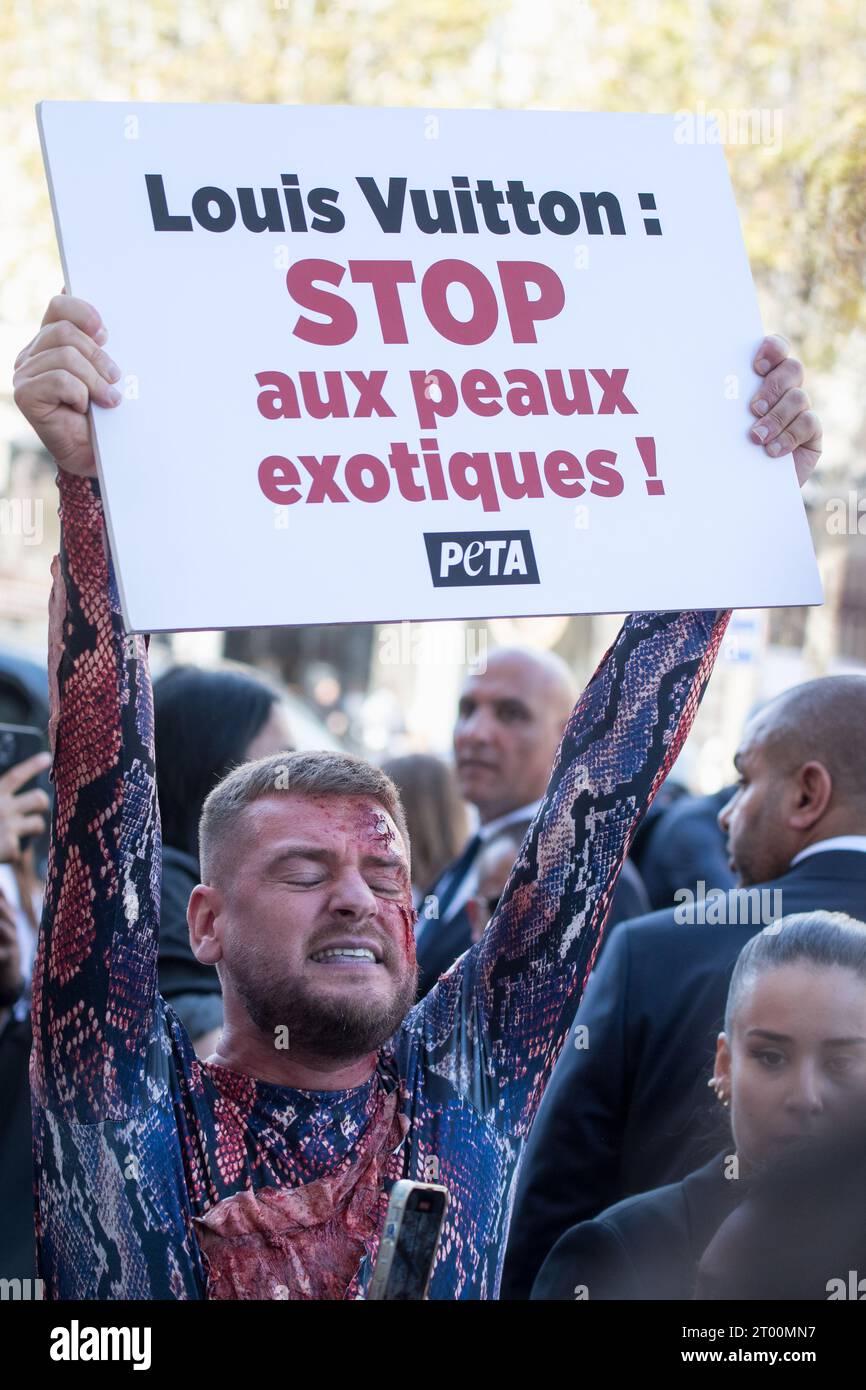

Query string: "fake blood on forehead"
[356, 804, 396, 847]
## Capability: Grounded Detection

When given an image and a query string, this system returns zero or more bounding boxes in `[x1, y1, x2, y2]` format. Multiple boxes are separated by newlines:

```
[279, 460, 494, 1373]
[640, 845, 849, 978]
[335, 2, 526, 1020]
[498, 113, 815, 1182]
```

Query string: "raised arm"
[15, 294, 161, 1121]
[415, 606, 729, 1132]
[411, 327, 822, 1134]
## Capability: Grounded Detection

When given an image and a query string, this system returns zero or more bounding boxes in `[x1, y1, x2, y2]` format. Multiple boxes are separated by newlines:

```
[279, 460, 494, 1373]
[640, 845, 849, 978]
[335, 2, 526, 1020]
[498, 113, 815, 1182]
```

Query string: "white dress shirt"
[790, 836, 866, 866]
[443, 800, 541, 921]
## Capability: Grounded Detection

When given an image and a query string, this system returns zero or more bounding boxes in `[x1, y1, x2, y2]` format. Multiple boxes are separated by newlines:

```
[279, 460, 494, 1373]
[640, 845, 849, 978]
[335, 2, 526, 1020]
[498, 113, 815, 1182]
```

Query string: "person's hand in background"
[0, 752, 51, 864]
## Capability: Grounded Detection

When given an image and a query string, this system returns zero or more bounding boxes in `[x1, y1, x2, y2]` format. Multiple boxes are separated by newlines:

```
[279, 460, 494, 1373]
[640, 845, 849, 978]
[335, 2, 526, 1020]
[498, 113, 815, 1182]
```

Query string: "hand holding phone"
[0, 727, 51, 863]
[367, 1181, 449, 1301]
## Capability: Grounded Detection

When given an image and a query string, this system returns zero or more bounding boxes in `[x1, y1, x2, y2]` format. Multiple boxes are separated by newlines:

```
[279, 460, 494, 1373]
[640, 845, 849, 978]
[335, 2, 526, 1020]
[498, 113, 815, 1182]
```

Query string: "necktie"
[419, 831, 484, 935]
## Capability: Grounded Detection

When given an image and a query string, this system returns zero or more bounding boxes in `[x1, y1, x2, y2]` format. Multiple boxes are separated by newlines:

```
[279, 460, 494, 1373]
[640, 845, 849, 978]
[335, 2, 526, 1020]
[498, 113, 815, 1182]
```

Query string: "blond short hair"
[198, 749, 410, 884]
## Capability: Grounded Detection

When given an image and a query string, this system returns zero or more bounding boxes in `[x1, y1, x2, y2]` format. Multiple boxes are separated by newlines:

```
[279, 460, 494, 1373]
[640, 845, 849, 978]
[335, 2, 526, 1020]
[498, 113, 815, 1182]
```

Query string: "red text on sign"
[285, 259, 566, 346]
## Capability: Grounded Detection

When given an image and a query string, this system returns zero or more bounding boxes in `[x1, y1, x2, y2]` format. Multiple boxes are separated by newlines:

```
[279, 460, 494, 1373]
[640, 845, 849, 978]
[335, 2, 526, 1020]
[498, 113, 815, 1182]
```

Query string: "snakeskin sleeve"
[31, 472, 161, 1123]
[406, 606, 730, 1140]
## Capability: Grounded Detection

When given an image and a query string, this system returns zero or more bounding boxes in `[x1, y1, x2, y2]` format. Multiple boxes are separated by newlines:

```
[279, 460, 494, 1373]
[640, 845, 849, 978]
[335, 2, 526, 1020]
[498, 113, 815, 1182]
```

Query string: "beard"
[228, 950, 418, 1063]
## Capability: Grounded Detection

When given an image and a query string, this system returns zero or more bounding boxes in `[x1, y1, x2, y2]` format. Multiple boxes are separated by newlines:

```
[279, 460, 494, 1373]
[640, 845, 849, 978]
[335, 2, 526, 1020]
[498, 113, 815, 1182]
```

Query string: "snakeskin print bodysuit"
[31, 472, 730, 1299]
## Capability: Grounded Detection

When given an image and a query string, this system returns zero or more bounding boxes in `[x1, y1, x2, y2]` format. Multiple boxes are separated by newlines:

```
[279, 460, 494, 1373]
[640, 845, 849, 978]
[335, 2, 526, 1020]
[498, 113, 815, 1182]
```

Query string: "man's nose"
[327, 870, 378, 921]
[717, 795, 735, 834]
[456, 705, 495, 743]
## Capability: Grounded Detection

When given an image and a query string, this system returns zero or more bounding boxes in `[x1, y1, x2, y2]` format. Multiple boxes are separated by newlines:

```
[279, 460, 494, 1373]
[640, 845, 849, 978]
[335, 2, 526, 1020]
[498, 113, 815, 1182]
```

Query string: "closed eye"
[369, 880, 403, 897]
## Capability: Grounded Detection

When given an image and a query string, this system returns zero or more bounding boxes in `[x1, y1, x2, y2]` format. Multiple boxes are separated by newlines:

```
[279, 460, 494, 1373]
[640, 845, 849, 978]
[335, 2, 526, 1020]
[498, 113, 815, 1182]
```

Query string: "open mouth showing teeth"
[309, 947, 380, 964]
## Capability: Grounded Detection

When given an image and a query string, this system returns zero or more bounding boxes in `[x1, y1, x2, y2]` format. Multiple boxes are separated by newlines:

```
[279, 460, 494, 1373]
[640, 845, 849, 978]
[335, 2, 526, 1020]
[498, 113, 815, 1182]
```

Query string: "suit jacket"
[416, 848, 649, 998]
[531, 1151, 741, 1300]
[501, 849, 866, 1298]
[637, 785, 736, 911]
[0, 1013, 37, 1280]
[695, 1120, 866, 1301]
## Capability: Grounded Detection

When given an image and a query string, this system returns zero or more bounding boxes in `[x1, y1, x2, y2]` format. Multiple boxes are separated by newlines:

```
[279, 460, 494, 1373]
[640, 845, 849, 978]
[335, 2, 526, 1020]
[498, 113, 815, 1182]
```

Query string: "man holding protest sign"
[14, 292, 821, 1299]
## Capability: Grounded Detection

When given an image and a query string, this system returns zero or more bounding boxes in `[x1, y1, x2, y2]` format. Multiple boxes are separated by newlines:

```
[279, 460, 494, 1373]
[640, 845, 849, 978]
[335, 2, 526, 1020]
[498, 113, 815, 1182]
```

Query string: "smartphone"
[0, 724, 46, 779]
[0, 723, 50, 854]
[367, 1180, 449, 1301]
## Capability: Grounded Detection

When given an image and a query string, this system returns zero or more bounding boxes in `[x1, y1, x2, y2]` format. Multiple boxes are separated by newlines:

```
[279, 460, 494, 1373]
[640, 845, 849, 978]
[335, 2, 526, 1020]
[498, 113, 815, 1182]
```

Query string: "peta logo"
[423, 531, 539, 587]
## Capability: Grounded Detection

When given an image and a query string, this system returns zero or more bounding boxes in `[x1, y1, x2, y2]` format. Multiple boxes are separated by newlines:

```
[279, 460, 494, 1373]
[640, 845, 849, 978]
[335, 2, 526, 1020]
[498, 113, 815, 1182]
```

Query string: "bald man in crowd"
[415, 647, 650, 995]
[502, 673, 866, 1297]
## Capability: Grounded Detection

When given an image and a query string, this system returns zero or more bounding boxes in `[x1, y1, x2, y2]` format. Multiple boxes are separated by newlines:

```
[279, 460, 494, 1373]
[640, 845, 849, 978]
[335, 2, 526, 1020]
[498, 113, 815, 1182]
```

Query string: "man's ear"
[788, 760, 833, 831]
[187, 884, 225, 966]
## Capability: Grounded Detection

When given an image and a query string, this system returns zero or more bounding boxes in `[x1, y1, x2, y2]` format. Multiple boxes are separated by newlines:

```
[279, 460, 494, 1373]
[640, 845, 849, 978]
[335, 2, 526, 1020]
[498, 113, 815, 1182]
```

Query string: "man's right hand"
[12, 292, 122, 478]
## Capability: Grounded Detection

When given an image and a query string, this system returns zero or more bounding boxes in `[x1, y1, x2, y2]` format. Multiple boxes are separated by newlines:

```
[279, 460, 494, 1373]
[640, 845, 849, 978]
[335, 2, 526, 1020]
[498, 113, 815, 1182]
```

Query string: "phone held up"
[367, 1181, 449, 1301]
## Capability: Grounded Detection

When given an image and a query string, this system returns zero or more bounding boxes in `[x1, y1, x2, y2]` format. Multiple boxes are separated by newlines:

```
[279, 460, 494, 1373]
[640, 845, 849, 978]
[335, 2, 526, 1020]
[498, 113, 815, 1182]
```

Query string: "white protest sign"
[38, 102, 821, 632]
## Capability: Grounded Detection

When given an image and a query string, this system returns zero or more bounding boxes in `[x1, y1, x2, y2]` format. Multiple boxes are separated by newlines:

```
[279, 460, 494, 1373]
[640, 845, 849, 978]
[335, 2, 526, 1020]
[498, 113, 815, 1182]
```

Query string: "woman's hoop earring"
[708, 1076, 730, 1108]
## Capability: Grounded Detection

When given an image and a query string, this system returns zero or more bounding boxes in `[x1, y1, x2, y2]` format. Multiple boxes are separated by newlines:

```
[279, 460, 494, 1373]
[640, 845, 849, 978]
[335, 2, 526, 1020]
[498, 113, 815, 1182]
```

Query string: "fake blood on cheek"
[394, 899, 418, 966]
[356, 805, 417, 963]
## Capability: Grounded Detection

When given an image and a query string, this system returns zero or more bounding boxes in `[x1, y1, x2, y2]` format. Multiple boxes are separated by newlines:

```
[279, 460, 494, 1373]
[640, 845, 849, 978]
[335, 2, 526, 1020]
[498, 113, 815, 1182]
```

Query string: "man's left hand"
[749, 335, 822, 489]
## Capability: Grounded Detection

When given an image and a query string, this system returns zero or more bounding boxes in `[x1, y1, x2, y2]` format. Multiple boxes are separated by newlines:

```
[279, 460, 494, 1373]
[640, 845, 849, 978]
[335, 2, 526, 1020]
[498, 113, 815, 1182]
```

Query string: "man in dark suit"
[502, 672, 866, 1298]
[414, 646, 649, 995]
[636, 785, 737, 911]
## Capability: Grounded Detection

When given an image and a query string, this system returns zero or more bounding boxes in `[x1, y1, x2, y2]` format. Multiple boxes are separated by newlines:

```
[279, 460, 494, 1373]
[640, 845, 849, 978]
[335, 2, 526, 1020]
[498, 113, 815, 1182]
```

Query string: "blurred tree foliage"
[0, 0, 497, 329]
[1, 0, 864, 373]
[490, 0, 866, 371]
